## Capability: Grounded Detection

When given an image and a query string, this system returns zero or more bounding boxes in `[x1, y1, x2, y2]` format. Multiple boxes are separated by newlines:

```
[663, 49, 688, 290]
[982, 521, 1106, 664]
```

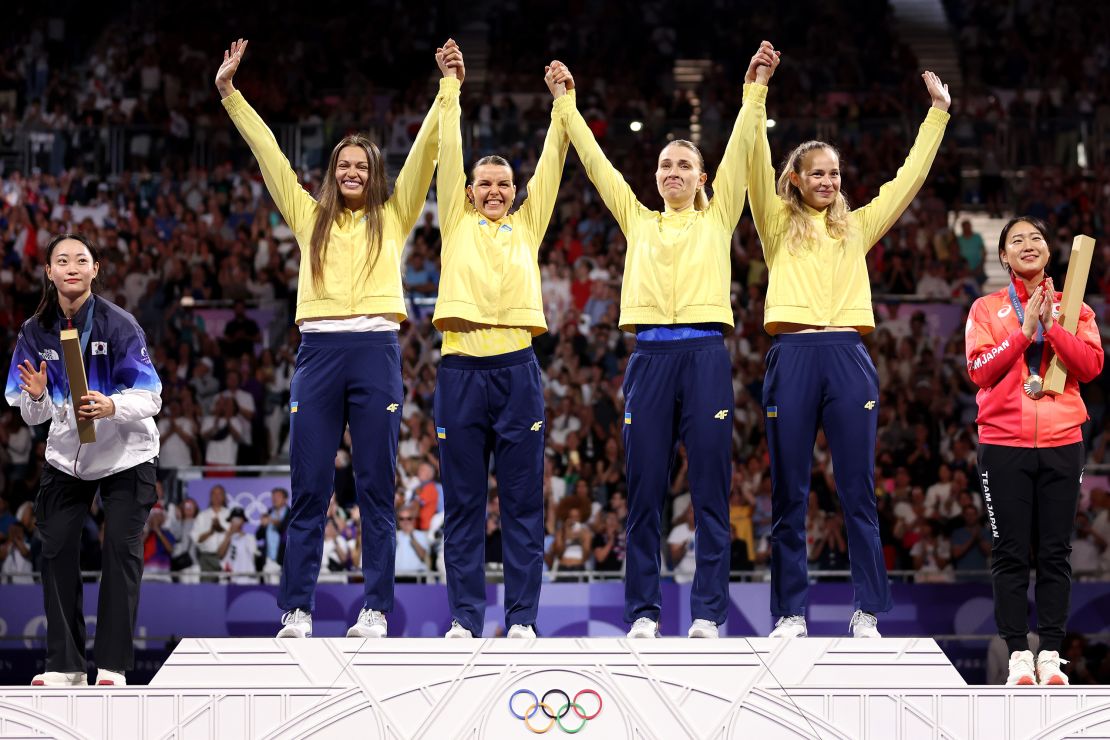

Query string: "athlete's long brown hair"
[308, 135, 389, 293]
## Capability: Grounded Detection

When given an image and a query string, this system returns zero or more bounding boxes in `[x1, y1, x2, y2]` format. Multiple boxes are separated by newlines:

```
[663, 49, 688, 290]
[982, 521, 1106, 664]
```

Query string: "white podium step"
[1, 638, 1108, 740]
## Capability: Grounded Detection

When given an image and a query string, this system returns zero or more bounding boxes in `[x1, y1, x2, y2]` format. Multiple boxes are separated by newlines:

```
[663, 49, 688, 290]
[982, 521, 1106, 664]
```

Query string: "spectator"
[591, 510, 625, 572]
[143, 506, 176, 580]
[409, 462, 439, 531]
[910, 520, 953, 583]
[395, 503, 429, 580]
[168, 497, 200, 582]
[949, 504, 992, 579]
[549, 507, 592, 578]
[200, 395, 248, 466]
[222, 300, 261, 357]
[218, 507, 258, 584]
[193, 485, 230, 577]
[0, 521, 34, 583]
[667, 505, 697, 584]
[256, 487, 289, 581]
[1071, 513, 1104, 580]
[956, 220, 986, 282]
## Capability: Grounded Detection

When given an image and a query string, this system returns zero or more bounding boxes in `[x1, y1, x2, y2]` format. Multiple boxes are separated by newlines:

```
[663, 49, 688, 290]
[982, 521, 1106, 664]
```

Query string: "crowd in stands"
[2, 2, 1109, 599]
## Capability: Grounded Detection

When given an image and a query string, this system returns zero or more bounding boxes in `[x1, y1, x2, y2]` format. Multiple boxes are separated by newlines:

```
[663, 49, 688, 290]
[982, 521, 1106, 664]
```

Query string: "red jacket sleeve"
[1045, 304, 1105, 383]
[965, 298, 1031, 389]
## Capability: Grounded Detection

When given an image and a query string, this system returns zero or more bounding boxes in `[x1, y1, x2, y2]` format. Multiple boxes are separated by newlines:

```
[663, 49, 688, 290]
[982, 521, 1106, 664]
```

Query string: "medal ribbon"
[1008, 282, 1044, 379]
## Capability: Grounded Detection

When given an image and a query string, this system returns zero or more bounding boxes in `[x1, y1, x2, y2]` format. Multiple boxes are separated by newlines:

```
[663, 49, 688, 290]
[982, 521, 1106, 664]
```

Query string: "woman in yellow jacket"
[216, 38, 458, 640]
[750, 49, 952, 638]
[547, 43, 777, 639]
[433, 42, 569, 639]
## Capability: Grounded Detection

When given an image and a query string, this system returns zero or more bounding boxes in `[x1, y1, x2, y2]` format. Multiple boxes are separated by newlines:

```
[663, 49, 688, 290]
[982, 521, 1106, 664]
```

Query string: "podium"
[2, 638, 1109, 738]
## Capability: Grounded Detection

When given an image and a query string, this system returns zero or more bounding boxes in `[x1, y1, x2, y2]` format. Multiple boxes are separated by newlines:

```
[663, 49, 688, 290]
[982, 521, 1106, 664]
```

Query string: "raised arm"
[6, 329, 54, 426]
[390, 40, 464, 234]
[855, 71, 951, 251]
[744, 44, 786, 260]
[515, 68, 570, 249]
[707, 43, 778, 231]
[548, 62, 647, 235]
[216, 39, 316, 233]
[435, 41, 468, 239]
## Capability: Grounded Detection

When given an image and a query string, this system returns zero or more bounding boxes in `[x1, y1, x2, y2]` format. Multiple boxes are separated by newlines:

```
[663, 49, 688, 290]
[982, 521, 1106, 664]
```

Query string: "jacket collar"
[58, 293, 96, 331]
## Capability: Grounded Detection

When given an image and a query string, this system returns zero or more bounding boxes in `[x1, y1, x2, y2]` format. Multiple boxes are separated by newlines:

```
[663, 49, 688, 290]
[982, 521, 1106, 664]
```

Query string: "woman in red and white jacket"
[965, 216, 1103, 687]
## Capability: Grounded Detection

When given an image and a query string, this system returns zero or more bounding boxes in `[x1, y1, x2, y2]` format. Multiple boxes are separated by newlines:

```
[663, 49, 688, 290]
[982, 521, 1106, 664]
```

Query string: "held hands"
[436, 39, 465, 82]
[546, 60, 575, 96]
[1039, 278, 1055, 331]
[215, 38, 248, 98]
[922, 71, 951, 112]
[745, 41, 781, 85]
[544, 64, 567, 98]
[78, 390, 116, 421]
[1022, 285, 1047, 341]
[17, 360, 47, 400]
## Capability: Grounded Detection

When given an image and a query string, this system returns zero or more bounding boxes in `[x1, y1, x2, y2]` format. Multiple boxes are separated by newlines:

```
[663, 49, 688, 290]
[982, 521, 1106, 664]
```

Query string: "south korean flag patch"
[91, 341, 108, 356]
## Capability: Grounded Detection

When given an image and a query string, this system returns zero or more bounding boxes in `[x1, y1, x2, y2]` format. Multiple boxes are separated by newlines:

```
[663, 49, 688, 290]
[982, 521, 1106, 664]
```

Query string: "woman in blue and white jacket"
[5, 233, 162, 688]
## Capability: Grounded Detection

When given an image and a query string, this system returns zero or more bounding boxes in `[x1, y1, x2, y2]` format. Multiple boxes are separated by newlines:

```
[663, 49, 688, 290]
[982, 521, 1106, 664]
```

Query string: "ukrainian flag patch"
[290, 401, 299, 414]
[766, 406, 778, 418]
[624, 412, 632, 425]
[436, 426, 447, 439]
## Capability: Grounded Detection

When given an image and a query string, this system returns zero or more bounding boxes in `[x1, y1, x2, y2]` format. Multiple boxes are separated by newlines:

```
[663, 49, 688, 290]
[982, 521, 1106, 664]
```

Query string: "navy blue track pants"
[281, 331, 403, 614]
[763, 332, 892, 619]
[622, 336, 733, 625]
[434, 347, 546, 636]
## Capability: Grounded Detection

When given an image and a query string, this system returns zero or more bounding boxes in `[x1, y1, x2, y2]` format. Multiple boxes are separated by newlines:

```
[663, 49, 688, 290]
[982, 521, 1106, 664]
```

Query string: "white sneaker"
[346, 608, 387, 638]
[1036, 650, 1070, 686]
[769, 615, 807, 638]
[627, 617, 660, 638]
[688, 619, 719, 639]
[1007, 650, 1037, 685]
[31, 671, 87, 687]
[849, 610, 880, 638]
[276, 608, 312, 638]
[444, 620, 474, 638]
[507, 624, 536, 639]
[96, 668, 126, 686]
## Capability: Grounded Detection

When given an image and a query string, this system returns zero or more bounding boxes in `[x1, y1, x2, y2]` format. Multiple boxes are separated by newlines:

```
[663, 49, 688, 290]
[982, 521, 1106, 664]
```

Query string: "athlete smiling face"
[335, 145, 371, 210]
[467, 158, 516, 221]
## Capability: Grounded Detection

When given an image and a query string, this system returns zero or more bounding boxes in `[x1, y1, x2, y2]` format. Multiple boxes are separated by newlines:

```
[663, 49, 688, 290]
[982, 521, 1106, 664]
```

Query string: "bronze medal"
[1024, 374, 1045, 400]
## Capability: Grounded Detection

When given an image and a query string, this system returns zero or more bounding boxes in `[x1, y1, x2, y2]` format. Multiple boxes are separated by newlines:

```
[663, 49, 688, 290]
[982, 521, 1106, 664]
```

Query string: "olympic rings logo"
[508, 688, 603, 734]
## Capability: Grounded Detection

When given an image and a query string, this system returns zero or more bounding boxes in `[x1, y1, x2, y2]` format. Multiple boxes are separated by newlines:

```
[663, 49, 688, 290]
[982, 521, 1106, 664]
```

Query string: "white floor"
[1, 638, 1108, 739]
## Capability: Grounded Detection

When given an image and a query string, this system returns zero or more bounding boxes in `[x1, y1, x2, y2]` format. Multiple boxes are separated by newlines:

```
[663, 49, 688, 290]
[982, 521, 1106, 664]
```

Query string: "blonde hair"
[776, 140, 852, 253]
[662, 140, 709, 211]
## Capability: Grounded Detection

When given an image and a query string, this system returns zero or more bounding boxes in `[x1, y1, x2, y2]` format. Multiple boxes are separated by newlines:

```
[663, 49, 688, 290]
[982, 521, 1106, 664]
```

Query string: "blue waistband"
[633, 335, 725, 354]
[299, 331, 399, 347]
[440, 346, 535, 370]
[771, 331, 862, 347]
[636, 323, 725, 341]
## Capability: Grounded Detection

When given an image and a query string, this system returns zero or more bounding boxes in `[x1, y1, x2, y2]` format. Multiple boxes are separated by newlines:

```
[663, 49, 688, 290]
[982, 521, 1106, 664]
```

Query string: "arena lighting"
[630, 120, 643, 132]
[766, 118, 777, 128]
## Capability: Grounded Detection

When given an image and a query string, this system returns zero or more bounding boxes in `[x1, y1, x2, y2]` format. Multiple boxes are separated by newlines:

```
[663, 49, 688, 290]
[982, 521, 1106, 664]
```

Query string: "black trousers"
[978, 443, 1083, 654]
[35, 460, 157, 672]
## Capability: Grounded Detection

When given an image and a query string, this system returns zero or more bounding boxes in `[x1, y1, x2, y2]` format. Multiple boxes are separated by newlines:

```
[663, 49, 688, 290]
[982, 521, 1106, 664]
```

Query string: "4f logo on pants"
[386, 403, 399, 413]
[530, 421, 543, 432]
[714, 410, 729, 420]
[863, 401, 876, 410]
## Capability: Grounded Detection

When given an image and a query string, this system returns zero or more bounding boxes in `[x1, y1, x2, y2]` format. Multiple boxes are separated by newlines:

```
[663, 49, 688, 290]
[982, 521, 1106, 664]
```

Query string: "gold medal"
[1024, 374, 1045, 399]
